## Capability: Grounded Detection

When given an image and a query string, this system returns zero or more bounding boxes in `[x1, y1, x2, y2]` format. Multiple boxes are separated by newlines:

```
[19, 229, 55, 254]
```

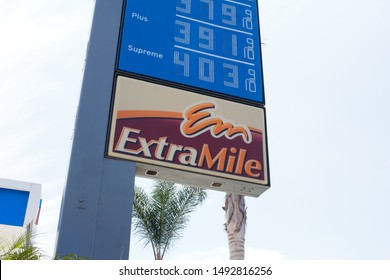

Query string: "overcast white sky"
[1, 0, 390, 260]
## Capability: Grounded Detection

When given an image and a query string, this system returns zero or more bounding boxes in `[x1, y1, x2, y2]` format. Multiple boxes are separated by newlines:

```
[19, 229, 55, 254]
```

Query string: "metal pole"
[55, 0, 135, 260]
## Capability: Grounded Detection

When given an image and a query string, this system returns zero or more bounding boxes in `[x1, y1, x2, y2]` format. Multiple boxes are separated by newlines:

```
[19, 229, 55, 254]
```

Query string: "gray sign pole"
[55, 0, 136, 260]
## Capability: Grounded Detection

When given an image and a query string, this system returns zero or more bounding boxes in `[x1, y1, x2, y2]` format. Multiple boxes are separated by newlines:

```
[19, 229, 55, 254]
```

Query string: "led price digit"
[174, 0, 259, 96]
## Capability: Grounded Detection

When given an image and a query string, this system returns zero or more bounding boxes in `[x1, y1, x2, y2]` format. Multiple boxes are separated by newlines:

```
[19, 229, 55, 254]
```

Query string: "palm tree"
[0, 231, 44, 260]
[223, 193, 247, 260]
[0, 231, 90, 260]
[132, 180, 207, 260]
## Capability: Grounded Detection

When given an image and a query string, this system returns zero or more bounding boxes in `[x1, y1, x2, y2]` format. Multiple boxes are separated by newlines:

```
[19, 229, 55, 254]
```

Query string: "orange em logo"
[180, 102, 252, 144]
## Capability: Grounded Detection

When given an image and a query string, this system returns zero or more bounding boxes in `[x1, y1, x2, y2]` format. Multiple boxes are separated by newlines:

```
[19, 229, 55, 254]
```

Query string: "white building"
[0, 178, 41, 247]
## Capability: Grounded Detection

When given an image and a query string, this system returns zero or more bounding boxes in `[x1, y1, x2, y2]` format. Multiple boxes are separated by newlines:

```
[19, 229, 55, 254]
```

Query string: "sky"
[1, 0, 390, 260]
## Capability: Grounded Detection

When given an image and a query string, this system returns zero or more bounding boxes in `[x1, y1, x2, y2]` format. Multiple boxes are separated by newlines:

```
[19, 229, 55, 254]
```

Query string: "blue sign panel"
[0, 188, 29, 227]
[118, 0, 264, 104]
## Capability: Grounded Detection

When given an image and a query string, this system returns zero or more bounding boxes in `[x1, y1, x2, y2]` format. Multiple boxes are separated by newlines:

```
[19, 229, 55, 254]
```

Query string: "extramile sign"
[107, 76, 269, 197]
[56, 0, 269, 260]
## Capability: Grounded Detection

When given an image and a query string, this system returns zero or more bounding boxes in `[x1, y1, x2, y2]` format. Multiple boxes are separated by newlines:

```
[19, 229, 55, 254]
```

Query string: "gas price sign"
[118, 0, 265, 105]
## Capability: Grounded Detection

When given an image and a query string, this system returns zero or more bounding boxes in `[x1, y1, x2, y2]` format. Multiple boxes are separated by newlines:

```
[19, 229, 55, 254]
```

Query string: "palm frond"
[132, 181, 207, 260]
[160, 186, 207, 258]
[0, 231, 44, 260]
